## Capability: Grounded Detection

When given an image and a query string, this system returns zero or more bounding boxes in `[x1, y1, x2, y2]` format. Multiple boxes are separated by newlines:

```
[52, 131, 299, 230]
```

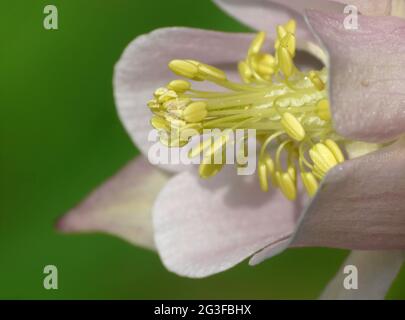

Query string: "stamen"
[301, 172, 319, 196]
[148, 19, 354, 201]
[280, 112, 306, 141]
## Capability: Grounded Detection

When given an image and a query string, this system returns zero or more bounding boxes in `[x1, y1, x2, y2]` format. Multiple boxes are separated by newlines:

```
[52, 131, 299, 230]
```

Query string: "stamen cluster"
[148, 20, 346, 200]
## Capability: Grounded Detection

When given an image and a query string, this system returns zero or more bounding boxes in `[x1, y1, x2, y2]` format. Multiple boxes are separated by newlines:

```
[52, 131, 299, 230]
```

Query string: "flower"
[57, 0, 405, 294]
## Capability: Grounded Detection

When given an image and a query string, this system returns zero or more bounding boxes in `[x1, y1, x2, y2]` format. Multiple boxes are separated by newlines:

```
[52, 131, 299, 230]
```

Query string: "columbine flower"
[58, 0, 405, 298]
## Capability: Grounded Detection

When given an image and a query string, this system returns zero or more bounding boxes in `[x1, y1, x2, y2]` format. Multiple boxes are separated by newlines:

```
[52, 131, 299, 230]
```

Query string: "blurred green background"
[1, 0, 404, 299]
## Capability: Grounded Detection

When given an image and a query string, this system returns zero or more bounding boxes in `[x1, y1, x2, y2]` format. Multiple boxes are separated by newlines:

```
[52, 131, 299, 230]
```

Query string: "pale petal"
[57, 157, 169, 250]
[320, 251, 405, 300]
[249, 238, 290, 265]
[113, 28, 257, 173]
[213, 0, 345, 40]
[335, 0, 392, 15]
[306, 10, 405, 142]
[153, 166, 306, 278]
[291, 137, 405, 250]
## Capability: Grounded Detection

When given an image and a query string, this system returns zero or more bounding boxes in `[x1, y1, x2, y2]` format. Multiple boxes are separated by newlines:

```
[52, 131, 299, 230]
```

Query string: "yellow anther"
[280, 112, 306, 141]
[151, 115, 169, 130]
[324, 139, 345, 163]
[158, 127, 188, 147]
[278, 47, 294, 77]
[198, 63, 227, 81]
[274, 39, 280, 50]
[199, 162, 224, 179]
[154, 87, 169, 97]
[309, 143, 338, 174]
[258, 160, 269, 192]
[168, 60, 199, 79]
[301, 172, 319, 196]
[276, 25, 287, 40]
[178, 123, 202, 141]
[167, 80, 191, 92]
[285, 20, 296, 35]
[255, 53, 276, 76]
[312, 165, 325, 180]
[276, 171, 297, 200]
[317, 99, 331, 121]
[288, 164, 296, 183]
[263, 154, 278, 187]
[309, 71, 325, 91]
[205, 134, 230, 159]
[238, 61, 252, 83]
[188, 137, 212, 158]
[280, 33, 296, 57]
[147, 99, 160, 111]
[183, 101, 207, 123]
[249, 31, 266, 55]
[163, 98, 190, 111]
[158, 90, 177, 103]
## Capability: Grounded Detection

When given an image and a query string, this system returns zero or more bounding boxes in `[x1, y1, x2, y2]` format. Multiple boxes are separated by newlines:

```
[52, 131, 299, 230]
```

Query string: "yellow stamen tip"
[198, 63, 227, 81]
[281, 112, 306, 141]
[150, 115, 169, 130]
[278, 47, 294, 77]
[249, 31, 266, 56]
[198, 163, 223, 179]
[167, 79, 191, 92]
[258, 161, 269, 192]
[238, 61, 252, 83]
[285, 20, 296, 35]
[317, 99, 331, 121]
[168, 60, 199, 79]
[301, 172, 319, 197]
[263, 155, 278, 187]
[324, 139, 345, 163]
[309, 143, 338, 175]
[183, 101, 207, 123]
[276, 171, 297, 201]
[276, 25, 287, 40]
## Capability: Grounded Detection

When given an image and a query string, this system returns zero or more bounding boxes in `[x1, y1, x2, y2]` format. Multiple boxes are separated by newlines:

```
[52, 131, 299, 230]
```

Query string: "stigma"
[148, 20, 347, 200]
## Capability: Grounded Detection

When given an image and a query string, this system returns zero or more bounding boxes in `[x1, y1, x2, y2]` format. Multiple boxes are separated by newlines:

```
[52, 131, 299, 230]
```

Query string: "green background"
[1, 0, 404, 299]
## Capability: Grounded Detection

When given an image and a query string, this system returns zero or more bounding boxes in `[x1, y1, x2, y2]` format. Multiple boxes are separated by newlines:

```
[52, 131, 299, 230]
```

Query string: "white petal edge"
[153, 166, 305, 278]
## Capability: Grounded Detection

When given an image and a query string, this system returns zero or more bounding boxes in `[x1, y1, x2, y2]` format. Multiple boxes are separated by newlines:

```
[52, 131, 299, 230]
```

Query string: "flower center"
[148, 20, 349, 200]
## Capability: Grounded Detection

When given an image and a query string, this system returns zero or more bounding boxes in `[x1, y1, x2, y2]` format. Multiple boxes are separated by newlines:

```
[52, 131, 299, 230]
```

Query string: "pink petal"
[320, 251, 405, 300]
[292, 137, 405, 250]
[306, 10, 405, 142]
[152, 166, 306, 278]
[213, 0, 345, 41]
[113, 28, 256, 173]
[57, 156, 169, 250]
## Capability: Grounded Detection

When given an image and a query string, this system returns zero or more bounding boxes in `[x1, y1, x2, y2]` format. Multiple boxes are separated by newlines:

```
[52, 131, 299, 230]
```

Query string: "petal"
[153, 166, 306, 278]
[113, 28, 256, 173]
[291, 137, 405, 250]
[306, 10, 405, 142]
[213, 0, 345, 40]
[335, 0, 392, 15]
[320, 251, 405, 300]
[57, 156, 169, 250]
